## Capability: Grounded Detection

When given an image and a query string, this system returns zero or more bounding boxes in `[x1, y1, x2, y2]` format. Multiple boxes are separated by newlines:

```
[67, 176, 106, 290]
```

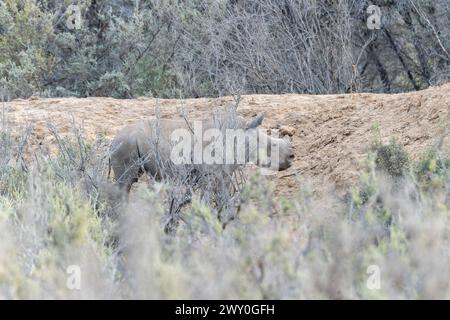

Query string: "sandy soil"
[4, 82, 450, 196]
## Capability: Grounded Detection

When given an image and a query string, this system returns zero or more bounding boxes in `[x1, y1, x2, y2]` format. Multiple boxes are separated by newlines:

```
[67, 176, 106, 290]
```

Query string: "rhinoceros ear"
[246, 113, 265, 130]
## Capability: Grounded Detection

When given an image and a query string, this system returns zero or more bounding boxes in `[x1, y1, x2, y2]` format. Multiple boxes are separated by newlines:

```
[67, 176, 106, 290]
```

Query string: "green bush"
[415, 147, 450, 191]
[372, 139, 410, 179]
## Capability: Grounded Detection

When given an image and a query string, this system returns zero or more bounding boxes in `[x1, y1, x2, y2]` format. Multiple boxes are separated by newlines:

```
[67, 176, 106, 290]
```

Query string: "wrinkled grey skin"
[109, 114, 294, 192]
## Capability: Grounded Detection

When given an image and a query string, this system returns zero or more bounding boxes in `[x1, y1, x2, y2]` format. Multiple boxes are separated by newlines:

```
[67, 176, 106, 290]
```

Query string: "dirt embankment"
[4, 83, 450, 196]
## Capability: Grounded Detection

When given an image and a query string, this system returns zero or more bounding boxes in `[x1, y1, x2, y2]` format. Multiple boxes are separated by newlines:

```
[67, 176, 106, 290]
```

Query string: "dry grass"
[0, 118, 449, 299]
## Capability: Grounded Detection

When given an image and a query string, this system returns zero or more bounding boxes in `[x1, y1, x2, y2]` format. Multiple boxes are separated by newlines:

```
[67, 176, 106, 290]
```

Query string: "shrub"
[415, 146, 450, 191]
[0, 121, 449, 299]
[372, 139, 410, 179]
[1, 1, 449, 99]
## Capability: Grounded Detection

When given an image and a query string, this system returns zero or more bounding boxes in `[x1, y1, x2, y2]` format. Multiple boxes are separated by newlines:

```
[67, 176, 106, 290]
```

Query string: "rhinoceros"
[109, 114, 294, 192]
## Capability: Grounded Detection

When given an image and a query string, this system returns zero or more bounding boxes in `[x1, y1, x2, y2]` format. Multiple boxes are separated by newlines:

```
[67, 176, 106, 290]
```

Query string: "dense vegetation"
[1, 0, 449, 99]
[0, 120, 449, 298]
[0, 0, 449, 299]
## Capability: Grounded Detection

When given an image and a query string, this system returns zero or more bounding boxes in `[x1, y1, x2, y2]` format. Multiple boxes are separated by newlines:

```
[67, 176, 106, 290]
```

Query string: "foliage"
[0, 0, 449, 99]
[0, 123, 449, 299]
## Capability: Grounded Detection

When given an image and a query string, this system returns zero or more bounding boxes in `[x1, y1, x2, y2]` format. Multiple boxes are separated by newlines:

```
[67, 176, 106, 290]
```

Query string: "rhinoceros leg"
[111, 155, 144, 194]
[112, 164, 140, 193]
